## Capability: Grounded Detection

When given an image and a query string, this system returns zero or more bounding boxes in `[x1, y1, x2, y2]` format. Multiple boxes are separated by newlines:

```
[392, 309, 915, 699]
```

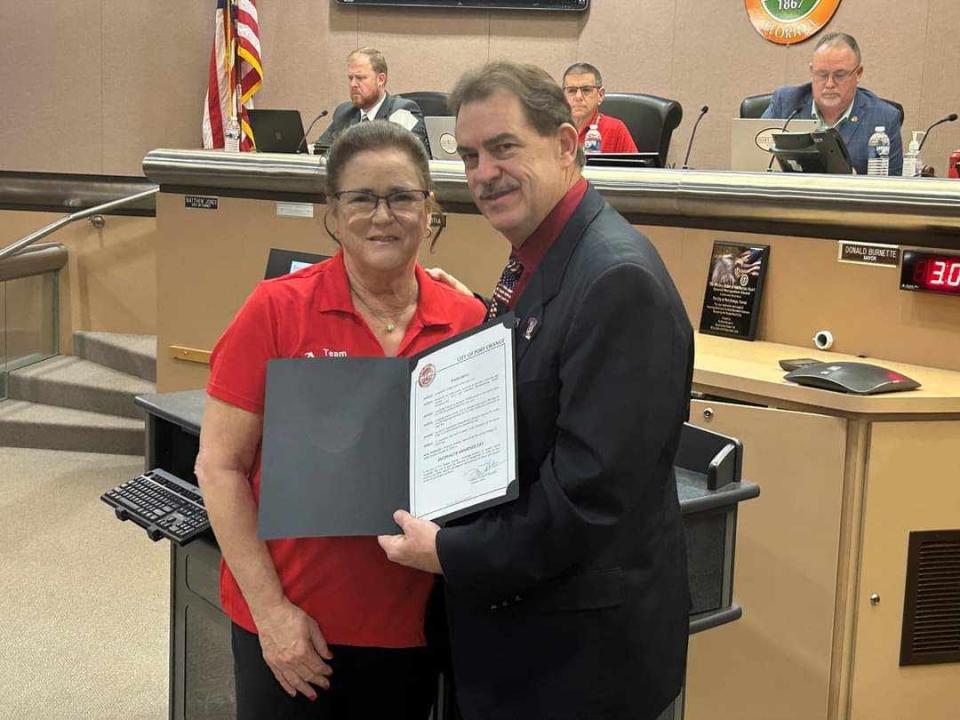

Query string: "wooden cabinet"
[683, 336, 960, 720]
[684, 400, 848, 720]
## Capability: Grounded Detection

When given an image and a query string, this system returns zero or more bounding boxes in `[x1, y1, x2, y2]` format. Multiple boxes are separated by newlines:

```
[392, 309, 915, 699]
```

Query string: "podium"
[134, 390, 758, 720]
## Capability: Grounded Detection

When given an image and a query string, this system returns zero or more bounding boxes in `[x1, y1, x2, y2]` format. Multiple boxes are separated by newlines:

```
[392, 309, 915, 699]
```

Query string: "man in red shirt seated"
[562, 62, 638, 153]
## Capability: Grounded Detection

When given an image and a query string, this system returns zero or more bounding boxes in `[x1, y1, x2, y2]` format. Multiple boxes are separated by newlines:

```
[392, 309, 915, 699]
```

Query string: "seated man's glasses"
[811, 67, 860, 84]
[333, 190, 430, 217]
[563, 85, 600, 97]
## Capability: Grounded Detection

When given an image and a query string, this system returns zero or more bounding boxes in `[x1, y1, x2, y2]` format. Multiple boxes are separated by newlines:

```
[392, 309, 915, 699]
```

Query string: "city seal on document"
[418, 364, 437, 388]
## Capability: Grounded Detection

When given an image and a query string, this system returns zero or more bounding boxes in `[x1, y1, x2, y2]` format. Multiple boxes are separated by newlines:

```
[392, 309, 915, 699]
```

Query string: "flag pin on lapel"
[523, 317, 540, 340]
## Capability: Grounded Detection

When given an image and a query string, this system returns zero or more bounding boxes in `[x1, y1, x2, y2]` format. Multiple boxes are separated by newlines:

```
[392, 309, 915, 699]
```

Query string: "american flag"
[202, 0, 263, 151]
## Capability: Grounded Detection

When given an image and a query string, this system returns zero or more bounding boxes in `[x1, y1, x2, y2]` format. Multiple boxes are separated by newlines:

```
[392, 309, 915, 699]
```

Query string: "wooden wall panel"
[0, 0, 103, 173]
[101, 0, 210, 175]
[4, 1, 960, 175]
[357, 8, 490, 96]
[642, 224, 960, 372]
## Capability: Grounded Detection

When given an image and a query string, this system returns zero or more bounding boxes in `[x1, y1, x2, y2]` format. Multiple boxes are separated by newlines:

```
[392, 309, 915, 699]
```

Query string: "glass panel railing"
[0, 270, 59, 401]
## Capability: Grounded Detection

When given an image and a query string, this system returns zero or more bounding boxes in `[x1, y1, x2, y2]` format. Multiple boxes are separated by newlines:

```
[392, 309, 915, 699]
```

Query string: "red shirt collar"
[314, 250, 452, 328]
[515, 178, 589, 272]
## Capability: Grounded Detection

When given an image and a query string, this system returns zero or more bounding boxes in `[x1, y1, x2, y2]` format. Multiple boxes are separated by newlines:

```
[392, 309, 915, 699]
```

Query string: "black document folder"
[258, 316, 518, 538]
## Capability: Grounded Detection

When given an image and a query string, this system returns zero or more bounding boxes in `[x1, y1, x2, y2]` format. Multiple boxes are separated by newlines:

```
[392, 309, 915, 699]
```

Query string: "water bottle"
[584, 123, 602, 153]
[901, 131, 923, 177]
[867, 126, 890, 176]
[224, 115, 241, 153]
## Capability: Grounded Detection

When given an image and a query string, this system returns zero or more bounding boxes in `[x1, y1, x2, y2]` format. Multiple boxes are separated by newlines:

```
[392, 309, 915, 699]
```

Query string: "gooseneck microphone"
[917, 112, 958, 152]
[766, 107, 803, 171]
[297, 109, 330, 153]
[681, 105, 709, 169]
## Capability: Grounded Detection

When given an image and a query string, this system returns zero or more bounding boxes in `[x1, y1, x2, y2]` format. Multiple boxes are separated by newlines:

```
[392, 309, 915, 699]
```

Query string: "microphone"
[298, 109, 329, 153]
[767, 107, 802, 171]
[681, 105, 709, 170]
[917, 112, 958, 152]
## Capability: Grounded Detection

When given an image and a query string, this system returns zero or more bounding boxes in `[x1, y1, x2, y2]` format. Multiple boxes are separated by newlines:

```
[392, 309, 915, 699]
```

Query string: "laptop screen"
[247, 109, 307, 153]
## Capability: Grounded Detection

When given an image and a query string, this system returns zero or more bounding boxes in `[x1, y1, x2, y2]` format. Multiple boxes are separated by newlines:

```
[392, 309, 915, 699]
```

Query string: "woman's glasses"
[333, 189, 430, 217]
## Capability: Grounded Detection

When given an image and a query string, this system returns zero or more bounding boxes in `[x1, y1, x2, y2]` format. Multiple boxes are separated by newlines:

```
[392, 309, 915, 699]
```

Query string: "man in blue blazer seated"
[762, 31, 902, 176]
[314, 47, 430, 155]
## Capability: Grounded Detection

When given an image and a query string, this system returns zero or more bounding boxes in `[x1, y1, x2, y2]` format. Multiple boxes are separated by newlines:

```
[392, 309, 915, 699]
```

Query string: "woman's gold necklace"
[351, 289, 415, 333]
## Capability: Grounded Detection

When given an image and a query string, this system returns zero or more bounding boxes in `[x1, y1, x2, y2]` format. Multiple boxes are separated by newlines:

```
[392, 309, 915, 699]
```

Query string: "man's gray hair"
[814, 32, 861, 65]
[563, 62, 603, 87]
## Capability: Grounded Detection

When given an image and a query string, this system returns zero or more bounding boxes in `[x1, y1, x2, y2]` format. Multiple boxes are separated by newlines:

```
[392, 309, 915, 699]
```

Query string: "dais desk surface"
[693, 334, 960, 416]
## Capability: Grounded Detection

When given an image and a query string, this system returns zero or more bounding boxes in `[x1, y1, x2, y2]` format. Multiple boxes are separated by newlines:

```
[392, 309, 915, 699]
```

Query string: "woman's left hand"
[378, 510, 443, 574]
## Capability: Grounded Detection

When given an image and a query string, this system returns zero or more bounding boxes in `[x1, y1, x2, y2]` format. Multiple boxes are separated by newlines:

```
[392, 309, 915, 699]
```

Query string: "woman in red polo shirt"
[195, 121, 486, 719]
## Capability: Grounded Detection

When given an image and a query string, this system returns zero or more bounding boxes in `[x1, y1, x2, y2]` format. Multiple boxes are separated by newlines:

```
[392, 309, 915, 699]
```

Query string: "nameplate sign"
[699, 242, 770, 341]
[837, 241, 899, 267]
[184, 195, 219, 210]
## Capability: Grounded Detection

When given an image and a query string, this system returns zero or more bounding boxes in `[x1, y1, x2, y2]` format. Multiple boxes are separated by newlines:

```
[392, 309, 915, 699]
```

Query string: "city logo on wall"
[745, 0, 842, 45]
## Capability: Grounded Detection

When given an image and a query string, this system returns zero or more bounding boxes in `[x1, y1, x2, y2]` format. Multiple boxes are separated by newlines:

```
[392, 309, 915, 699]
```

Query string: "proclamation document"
[410, 319, 517, 522]
[258, 315, 518, 539]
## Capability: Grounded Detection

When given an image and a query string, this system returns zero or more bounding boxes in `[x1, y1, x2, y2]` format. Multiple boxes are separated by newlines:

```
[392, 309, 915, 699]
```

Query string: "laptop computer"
[248, 109, 308, 153]
[424, 116, 460, 161]
[730, 117, 818, 171]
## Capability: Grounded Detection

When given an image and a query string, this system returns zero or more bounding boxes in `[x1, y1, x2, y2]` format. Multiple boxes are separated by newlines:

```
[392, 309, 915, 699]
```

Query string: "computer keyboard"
[102, 468, 210, 545]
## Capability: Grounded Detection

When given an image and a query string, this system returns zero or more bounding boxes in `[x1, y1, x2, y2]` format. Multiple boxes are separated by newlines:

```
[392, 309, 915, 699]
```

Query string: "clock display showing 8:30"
[900, 250, 960, 296]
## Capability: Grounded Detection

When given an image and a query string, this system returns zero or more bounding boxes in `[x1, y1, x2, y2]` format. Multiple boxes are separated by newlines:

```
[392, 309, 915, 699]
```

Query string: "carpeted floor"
[0, 447, 168, 719]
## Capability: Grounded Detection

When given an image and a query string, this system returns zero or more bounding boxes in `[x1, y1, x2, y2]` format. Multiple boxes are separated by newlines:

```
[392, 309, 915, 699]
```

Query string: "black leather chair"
[739, 93, 773, 119]
[740, 91, 905, 127]
[397, 91, 451, 117]
[600, 93, 683, 168]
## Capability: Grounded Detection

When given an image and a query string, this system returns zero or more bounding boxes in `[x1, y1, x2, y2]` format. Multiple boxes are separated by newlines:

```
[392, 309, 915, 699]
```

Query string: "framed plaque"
[699, 242, 770, 340]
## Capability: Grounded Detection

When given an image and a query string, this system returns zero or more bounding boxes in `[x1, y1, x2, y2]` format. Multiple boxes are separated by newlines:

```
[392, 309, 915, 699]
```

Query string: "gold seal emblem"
[744, 0, 843, 46]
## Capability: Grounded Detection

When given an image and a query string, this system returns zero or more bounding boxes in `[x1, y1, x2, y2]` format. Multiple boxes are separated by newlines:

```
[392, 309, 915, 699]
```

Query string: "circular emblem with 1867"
[745, 0, 842, 45]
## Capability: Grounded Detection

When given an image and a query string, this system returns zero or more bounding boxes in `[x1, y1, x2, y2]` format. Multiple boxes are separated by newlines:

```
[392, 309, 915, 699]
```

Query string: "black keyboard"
[102, 468, 210, 545]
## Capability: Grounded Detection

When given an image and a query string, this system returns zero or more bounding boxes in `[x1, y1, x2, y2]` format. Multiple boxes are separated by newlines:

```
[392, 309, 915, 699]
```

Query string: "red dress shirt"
[509, 178, 589, 307]
[577, 111, 639, 153]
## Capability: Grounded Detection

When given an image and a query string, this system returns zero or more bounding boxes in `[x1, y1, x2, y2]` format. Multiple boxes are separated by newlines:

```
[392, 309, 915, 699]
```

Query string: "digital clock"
[900, 250, 960, 296]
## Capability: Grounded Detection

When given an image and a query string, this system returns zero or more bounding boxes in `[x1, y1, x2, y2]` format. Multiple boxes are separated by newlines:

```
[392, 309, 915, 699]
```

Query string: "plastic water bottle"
[901, 130, 923, 177]
[867, 126, 890, 176]
[224, 115, 241, 153]
[584, 123, 602, 153]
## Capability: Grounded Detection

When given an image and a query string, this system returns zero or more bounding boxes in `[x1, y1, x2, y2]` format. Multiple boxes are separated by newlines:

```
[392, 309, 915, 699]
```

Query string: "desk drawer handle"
[703, 407, 714, 421]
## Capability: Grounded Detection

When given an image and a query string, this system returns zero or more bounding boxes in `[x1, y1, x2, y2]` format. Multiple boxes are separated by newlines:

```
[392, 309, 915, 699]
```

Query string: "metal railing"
[0, 186, 159, 263]
[0, 184, 159, 401]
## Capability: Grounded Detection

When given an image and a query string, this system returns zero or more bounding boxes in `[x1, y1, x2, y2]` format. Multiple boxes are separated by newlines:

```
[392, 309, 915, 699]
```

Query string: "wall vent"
[899, 529, 960, 666]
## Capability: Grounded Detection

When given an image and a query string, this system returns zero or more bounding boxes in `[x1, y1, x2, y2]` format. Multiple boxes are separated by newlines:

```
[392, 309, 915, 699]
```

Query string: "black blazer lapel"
[512, 184, 605, 365]
[374, 93, 394, 121]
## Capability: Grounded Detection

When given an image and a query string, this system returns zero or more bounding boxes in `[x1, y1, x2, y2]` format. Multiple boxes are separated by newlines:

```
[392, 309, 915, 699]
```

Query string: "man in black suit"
[379, 61, 692, 720]
[314, 48, 430, 154]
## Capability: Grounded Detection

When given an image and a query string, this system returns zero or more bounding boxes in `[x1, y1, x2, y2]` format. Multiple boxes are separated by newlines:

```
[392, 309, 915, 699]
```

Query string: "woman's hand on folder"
[378, 510, 442, 574]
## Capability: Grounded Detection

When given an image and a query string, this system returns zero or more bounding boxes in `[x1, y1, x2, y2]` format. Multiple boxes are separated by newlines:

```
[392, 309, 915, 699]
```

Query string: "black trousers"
[231, 623, 438, 720]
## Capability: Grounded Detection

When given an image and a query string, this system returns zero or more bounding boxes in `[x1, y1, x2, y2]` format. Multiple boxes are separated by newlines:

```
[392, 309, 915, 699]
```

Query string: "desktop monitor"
[772, 128, 853, 175]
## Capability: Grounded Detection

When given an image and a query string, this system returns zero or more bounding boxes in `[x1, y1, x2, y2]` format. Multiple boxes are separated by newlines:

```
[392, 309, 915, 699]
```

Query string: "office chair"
[740, 91, 905, 127]
[739, 93, 773, 119]
[600, 93, 683, 168]
[397, 91, 452, 117]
